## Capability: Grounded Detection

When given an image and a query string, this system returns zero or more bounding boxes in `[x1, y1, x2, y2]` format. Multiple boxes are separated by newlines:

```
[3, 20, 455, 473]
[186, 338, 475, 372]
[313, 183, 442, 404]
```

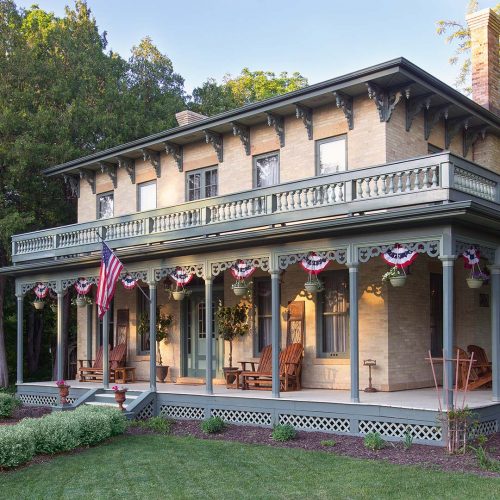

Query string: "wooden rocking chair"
[78, 345, 106, 382]
[78, 343, 127, 382]
[467, 345, 492, 377]
[456, 347, 492, 391]
[239, 344, 272, 389]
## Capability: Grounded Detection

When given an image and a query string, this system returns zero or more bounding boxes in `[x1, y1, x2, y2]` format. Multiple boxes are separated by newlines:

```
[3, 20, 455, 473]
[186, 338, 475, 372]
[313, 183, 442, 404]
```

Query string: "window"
[137, 288, 150, 354]
[97, 192, 114, 219]
[253, 152, 279, 188]
[138, 181, 157, 211]
[428, 144, 443, 154]
[186, 166, 218, 201]
[316, 136, 347, 175]
[254, 278, 272, 353]
[317, 270, 349, 357]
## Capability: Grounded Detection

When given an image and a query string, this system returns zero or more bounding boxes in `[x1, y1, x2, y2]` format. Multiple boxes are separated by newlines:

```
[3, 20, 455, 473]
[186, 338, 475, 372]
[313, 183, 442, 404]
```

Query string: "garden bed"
[0, 405, 52, 425]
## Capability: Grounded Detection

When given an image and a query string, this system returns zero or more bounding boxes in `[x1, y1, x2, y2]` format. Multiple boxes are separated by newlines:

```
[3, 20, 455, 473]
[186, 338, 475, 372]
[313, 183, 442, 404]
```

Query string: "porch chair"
[78, 343, 127, 382]
[467, 345, 492, 377]
[456, 347, 492, 391]
[239, 344, 272, 389]
[78, 345, 106, 382]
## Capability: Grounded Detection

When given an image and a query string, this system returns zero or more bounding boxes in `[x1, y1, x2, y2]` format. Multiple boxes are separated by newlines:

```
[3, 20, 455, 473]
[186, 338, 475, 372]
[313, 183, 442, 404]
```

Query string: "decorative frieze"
[231, 122, 251, 155]
[455, 240, 496, 263]
[78, 169, 96, 194]
[63, 174, 80, 198]
[445, 116, 471, 150]
[154, 264, 204, 282]
[295, 104, 313, 140]
[20, 280, 58, 296]
[405, 94, 433, 132]
[358, 240, 440, 263]
[205, 130, 223, 162]
[116, 156, 136, 184]
[211, 257, 270, 277]
[141, 148, 161, 178]
[424, 105, 449, 141]
[98, 161, 117, 188]
[164, 142, 183, 172]
[266, 113, 285, 147]
[278, 249, 347, 270]
[333, 91, 354, 130]
[366, 82, 411, 122]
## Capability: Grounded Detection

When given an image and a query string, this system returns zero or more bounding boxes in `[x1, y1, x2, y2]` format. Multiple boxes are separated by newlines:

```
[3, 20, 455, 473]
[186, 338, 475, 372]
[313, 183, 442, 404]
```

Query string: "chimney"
[466, 8, 500, 115]
[175, 110, 207, 127]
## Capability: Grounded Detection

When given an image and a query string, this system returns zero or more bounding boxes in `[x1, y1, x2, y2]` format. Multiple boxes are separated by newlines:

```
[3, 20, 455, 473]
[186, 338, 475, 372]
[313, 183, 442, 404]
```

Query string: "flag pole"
[93, 229, 151, 302]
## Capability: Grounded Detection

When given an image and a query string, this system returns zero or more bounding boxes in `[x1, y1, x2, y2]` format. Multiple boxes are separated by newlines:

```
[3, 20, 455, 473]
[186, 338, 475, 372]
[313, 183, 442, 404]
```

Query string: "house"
[7, 8, 500, 444]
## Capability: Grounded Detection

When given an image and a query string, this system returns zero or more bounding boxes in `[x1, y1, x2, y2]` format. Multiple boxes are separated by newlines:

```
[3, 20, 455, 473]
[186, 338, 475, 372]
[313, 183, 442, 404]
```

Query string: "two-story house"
[8, 8, 500, 444]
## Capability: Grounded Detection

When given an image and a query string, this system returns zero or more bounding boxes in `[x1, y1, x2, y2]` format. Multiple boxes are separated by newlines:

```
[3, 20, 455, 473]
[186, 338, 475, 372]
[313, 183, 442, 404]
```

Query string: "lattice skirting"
[135, 400, 155, 420]
[18, 394, 76, 406]
[159, 404, 205, 420]
[359, 420, 442, 441]
[211, 408, 272, 426]
[470, 419, 498, 438]
[279, 413, 350, 433]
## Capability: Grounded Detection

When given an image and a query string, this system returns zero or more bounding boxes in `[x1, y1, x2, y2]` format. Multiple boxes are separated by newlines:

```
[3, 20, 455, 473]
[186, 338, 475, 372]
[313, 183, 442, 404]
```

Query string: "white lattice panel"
[159, 405, 205, 420]
[279, 413, 350, 433]
[135, 401, 155, 420]
[470, 419, 498, 438]
[19, 394, 58, 406]
[211, 408, 272, 426]
[359, 420, 442, 441]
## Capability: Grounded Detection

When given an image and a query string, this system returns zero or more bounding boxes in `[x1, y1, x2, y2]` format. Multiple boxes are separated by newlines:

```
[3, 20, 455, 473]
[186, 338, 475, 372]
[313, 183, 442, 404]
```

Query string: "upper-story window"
[97, 192, 114, 219]
[428, 144, 443, 154]
[316, 135, 347, 175]
[138, 180, 157, 211]
[186, 166, 218, 201]
[254, 151, 279, 188]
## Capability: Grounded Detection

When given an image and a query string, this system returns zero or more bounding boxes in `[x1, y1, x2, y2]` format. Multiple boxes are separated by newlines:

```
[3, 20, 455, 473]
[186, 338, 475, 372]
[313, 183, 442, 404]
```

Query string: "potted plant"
[231, 278, 249, 297]
[111, 385, 128, 411]
[304, 274, 324, 293]
[215, 301, 249, 382]
[382, 266, 407, 287]
[33, 298, 45, 310]
[72, 294, 92, 308]
[138, 308, 174, 382]
[466, 270, 488, 289]
[50, 303, 57, 313]
[55, 380, 70, 405]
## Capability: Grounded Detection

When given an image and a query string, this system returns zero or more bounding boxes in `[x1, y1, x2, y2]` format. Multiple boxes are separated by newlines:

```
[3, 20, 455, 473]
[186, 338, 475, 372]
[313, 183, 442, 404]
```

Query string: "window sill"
[312, 358, 350, 365]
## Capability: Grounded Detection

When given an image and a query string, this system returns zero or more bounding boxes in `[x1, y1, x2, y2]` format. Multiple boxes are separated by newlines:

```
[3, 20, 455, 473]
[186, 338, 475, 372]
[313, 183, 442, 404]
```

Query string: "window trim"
[252, 151, 280, 189]
[315, 135, 347, 176]
[253, 276, 273, 356]
[137, 180, 157, 212]
[315, 269, 350, 359]
[96, 191, 114, 220]
[185, 165, 218, 202]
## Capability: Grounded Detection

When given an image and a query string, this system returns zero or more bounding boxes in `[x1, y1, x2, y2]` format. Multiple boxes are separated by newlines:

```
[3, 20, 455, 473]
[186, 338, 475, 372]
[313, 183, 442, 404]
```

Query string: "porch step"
[176, 377, 226, 385]
[84, 401, 129, 409]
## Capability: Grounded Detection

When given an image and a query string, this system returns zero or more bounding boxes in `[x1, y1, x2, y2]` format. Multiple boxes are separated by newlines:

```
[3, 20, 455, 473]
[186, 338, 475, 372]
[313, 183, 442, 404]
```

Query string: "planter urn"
[466, 278, 484, 289]
[58, 385, 70, 405]
[389, 275, 407, 287]
[156, 365, 169, 383]
[114, 390, 127, 411]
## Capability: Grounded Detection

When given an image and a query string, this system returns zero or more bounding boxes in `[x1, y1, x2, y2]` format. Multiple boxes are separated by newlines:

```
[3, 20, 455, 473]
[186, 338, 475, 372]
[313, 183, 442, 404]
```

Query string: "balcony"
[11, 152, 500, 264]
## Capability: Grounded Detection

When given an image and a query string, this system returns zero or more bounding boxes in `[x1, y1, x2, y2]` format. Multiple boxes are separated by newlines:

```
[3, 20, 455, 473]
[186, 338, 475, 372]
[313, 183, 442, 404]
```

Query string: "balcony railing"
[11, 153, 500, 263]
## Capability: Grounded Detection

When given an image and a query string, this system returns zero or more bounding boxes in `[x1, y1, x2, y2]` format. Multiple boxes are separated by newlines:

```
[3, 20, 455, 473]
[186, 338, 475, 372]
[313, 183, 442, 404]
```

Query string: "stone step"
[94, 393, 139, 400]
[85, 401, 129, 409]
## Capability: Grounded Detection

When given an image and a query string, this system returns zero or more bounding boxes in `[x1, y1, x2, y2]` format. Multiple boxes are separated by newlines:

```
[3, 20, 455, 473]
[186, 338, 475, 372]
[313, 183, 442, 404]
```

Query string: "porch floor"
[20, 381, 496, 411]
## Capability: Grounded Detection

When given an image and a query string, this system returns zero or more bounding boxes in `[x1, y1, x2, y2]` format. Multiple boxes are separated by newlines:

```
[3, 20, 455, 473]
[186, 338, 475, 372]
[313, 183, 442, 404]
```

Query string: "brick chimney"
[175, 110, 207, 126]
[466, 8, 500, 115]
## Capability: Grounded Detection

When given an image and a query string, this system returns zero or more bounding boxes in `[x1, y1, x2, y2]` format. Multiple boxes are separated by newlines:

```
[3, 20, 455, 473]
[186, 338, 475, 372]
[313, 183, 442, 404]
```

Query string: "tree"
[436, 0, 500, 94]
[192, 68, 308, 116]
[215, 302, 249, 368]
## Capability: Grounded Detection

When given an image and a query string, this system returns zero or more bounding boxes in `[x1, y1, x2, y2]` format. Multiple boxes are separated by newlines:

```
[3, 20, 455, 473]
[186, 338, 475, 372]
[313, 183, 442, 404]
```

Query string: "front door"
[185, 291, 223, 378]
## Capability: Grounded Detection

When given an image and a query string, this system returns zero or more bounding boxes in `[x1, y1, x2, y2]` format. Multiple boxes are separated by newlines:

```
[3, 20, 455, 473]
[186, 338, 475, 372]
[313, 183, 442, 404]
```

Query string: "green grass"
[0, 435, 498, 499]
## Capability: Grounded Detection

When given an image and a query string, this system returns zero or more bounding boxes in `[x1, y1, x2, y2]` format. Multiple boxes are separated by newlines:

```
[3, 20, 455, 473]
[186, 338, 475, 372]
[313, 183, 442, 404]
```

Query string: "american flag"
[96, 243, 124, 318]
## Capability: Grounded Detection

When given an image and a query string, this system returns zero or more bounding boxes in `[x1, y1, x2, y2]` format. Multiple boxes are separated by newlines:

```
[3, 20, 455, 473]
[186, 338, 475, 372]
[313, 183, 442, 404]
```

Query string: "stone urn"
[114, 390, 127, 411]
[58, 385, 70, 405]
[156, 365, 169, 383]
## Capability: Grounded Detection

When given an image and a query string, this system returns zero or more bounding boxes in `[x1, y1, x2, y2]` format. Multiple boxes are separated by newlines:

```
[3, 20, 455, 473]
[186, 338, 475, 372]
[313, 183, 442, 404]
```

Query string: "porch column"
[490, 265, 500, 401]
[56, 291, 64, 381]
[86, 303, 93, 367]
[440, 255, 456, 409]
[102, 310, 110, 389]
[271, 270, 280, 398]
[348, 263, 360, 403]
[16, 293, 24, 385]
[149, 282, 157, 392]
[205, 275, 213, 395]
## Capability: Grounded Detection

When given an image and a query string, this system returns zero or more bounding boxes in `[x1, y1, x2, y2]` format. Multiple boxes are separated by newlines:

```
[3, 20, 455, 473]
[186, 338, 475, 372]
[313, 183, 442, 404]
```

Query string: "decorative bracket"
[333, 91, 354, 130]
[164, 142, 183, 171]
[445, 116, 471, 149]
[141, 148, 161, 178]
[63, 174, 80, 198]
[366, 82, 411, 122]
[116, 156, 135, 184]
[295, 104, 313, 140]
[424, 104, 449, 141]
[98, 161, 117, 188]
[266, 113, 285, 147]
[231, 122, 250, 155]
[204, 130, 223, 162]
[405, 94, 433, 132]
[78, 169, 95, 194]
[463, 126, 487, 157]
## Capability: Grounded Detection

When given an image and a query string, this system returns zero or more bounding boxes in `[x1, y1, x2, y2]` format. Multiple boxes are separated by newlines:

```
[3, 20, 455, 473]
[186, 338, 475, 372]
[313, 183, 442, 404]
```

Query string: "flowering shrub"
[55, 380, 68, 387]
[0, 426, 36, 468]
[382, 266, 405, 282]
[111, 385, 128, 392]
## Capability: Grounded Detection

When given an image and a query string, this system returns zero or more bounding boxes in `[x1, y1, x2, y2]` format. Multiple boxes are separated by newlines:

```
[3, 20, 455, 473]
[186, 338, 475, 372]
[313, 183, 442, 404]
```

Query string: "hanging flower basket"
[172, 289, 186, 301]
[466, 277, 484, 289]
[231, 280, 249, 296]
[230, 261, 255, 297]
[389, 275, 407, 287]
[50, 304, 57, 313]
[382, 266, 407, 287]
[463, 248, 488, 289]
[72, 295, 92, 308]
[33, 299, 45, 310]
[304, 275, 324, 293]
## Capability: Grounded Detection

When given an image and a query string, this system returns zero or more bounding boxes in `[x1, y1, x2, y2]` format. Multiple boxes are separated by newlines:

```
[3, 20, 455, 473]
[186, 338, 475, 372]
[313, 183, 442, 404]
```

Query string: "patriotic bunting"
[169, 268, 194, 286]
[462, 247, 481, 269]
[34, 283, 49, 299]
[74, 278, 92, 296]
[121, 274, 138, 290]
[230, 261, 256, 280]
[382, 244, 417, 269]
[299, 253, 330, 275]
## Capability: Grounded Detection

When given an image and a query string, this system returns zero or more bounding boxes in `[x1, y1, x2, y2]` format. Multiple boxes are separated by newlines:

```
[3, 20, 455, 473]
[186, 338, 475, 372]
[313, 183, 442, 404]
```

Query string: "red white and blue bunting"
[33, 283, 49, 299]
[121, 274, 138, 290]
[230, 261, 256, 280]
[74, 278, 92, 296]
[169, 268, 194, 286]
[299, 253, 330, 275]
[382, 244, 417, 268]
[462, 247, 480, 269]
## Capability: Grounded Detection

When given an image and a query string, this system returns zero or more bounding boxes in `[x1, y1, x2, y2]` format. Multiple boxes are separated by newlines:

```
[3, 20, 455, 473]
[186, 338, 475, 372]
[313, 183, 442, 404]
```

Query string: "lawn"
[0, 435, 498, 499]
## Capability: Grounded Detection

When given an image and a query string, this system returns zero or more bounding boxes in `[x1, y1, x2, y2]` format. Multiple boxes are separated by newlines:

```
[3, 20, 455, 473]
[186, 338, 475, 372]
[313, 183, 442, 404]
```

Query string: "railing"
[11, 153, 500, 263]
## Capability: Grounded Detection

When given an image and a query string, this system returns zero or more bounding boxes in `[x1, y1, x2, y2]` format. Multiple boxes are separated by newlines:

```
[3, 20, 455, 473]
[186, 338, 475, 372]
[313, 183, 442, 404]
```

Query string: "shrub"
[0, 425, 36, 468]
[73, 410, 112, 446]
[320, 439, 336, 447]
[201, 416, 226, 434]
[271, 424, 296, 442]
[403, 428, 414, 450]
[130, 416, 173, 434]
[0, 393, 21, 419]
[77, 406, 126, 436]
[364, 432, 386, 451]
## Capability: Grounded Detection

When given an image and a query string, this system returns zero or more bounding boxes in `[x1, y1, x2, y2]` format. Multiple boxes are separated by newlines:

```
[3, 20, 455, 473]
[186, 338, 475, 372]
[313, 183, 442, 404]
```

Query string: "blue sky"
[15, 0, 477, 93]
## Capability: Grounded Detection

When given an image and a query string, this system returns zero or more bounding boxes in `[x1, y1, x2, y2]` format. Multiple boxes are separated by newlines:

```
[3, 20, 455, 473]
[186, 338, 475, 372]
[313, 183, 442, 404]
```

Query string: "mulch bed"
[0, 405, 52, 425]
[128, 419, 500, 477]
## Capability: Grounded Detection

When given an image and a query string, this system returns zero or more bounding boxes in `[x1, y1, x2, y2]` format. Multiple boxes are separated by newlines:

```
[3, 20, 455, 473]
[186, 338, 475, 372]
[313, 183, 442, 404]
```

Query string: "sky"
[14, 0, 479, 94]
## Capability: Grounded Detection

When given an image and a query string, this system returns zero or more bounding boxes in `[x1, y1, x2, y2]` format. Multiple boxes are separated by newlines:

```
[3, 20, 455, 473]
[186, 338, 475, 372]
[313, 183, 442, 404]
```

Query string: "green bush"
[364, 432, 386, 451]
[271, 424, 296, 442]
[76, 406, 126, 436]
[0, 425, 36, 468]
[201, 416, 226, 434]
[130, 416, 173, 434]
[0, 393, 21, 419]
[320, 439, 336, 447]
[73, 410, 112, 447]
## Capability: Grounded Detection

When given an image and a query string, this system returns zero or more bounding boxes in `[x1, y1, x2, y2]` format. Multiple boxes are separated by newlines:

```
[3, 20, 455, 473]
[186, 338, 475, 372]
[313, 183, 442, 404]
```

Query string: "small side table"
[224, 368, 241, 389]
[114, 367, 136, 384]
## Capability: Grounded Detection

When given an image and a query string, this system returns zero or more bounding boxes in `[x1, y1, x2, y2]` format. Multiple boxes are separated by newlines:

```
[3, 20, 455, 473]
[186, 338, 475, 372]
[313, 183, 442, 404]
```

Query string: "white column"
[271, 270, 281, 398]
[102, 310, 110, 389]
[56, 291, 64, 381]
[205, 275, 213, 394]
[348, 263, 360, 403]
[16, 294, 24, 384]
[86, 303, 93, 367]
[149, 283, 157, 392]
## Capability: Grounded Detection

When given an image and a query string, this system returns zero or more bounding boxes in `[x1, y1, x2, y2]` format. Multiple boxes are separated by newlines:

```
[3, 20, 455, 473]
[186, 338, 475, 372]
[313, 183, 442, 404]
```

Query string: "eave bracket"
[295, 104, 313, 140]
[205, 130, 223, 162]
[164, 142, 184, 172]
[141, 148, 161, 178]
[232, 122, 251, 155]
[333, 91, 354, 130]
[266, 113, 285, 147]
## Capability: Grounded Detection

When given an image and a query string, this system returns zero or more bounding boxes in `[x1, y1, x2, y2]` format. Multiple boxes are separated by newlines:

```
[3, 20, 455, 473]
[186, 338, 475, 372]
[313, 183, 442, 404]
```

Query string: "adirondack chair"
[456, 347, 492, 391]
[78, 343, 127, 382]
[239, 345, 272, 389]
[78, 345, 106, 382]
[467, 345, 492, 377]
